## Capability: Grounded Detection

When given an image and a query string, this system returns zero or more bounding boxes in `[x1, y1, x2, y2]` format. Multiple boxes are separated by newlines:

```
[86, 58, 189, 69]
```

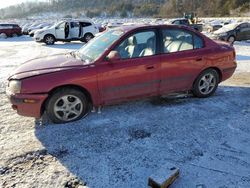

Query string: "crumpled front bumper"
[7, 92, 48, 118]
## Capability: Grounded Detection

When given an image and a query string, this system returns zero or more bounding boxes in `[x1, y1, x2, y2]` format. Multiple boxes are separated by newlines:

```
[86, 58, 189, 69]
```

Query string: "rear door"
[237, 23, 250, 41]
[97, 30, 161, 104]
[159, 28, 207, 94]
[242, 23, 250, 40]
[81, 22, 95, 36]
[70, 22, 80, 39]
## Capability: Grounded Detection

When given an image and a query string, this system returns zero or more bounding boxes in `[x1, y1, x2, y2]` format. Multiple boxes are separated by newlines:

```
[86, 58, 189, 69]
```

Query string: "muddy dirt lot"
[0, 37, 250, 188]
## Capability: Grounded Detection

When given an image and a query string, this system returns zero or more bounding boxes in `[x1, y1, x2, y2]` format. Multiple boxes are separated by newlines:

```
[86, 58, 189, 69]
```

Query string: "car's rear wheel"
[46, 88, 89, 123]
[12, 33, 18, 37]
[84, 33, 94, 43]
[193, 69, 219, 98]
[44, 34, 55, 45]
[227, 35, 235, 44]
[0, 33, 7, 39]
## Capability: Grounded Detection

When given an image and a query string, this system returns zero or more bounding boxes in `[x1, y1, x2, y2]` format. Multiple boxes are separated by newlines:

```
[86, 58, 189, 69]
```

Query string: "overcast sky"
[0, 0, 47, 9]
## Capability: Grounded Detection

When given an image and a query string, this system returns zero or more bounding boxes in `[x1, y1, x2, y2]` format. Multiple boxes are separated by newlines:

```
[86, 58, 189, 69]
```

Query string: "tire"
[80, 37, 85, 43]
[0, 33, 7, 39]
[227, 35, 235, 44]
[192, 69, 219, 98]
[44, 34, 55, 45]
[84, 33, 94, 43]
[46, 88, 89, 124]
[12, 33, 18, 37]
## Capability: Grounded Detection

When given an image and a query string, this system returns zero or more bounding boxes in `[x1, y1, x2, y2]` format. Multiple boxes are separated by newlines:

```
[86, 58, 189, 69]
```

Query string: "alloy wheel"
[53, 95, 83, 122]
[45, 36, 54, 44]
[198, 73, 216, 95]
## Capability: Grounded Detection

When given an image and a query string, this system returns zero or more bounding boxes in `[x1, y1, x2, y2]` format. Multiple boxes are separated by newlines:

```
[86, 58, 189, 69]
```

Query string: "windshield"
[78, 29, 124, 63]
[54, 21, 64, 28]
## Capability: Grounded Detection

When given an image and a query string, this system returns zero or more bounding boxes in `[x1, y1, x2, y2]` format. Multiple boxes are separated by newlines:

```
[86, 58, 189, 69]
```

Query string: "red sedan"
[6, 25, 236, 123]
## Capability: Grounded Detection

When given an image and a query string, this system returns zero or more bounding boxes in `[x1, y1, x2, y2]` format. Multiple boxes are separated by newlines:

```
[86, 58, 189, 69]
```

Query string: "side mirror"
[55, 26, 59, 29]
[236, 27, 241, 32]
[106, 50, 121, 62]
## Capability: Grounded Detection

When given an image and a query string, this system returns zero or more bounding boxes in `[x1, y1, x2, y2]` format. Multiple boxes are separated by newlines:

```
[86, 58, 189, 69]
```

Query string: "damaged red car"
[6, 25, 237, 123]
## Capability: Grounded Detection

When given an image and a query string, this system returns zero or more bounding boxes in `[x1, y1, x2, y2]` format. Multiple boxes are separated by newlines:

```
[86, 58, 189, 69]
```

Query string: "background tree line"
[0, 0, 249, 19]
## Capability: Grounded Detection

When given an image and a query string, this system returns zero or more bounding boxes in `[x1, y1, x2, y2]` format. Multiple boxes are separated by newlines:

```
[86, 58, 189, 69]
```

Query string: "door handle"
[146, 66, 155, 70]
[196, 57, 203, 62]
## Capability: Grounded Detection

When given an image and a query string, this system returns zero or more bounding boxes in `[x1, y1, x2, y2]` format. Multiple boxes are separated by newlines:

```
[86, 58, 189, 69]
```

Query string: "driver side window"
[115, 31, 156, 59]
[58, 22, 65, 29]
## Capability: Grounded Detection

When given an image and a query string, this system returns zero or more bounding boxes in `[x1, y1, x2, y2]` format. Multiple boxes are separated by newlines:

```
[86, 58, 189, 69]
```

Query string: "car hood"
[213, 28, 230, 35]
[214, 23, 238, 34]
[9, 53, 88, 80]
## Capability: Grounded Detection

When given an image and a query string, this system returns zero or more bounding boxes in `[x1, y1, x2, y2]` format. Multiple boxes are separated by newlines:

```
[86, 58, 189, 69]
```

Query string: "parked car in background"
[6, 25, 236, 124]
[204, 23, 223, 33]
[204, 20, 233, 33]
[98, 25, 106, 32]
[29, 24, 53, 37]
[34, 19, 99, 45]
[28, 23, 52, 37]
[171, 18, 203, 32]
[213, 22, 250, 43]
[22, 23, 39, 35]
[106, 22, 123, 29]
[0, 24, 22, 38]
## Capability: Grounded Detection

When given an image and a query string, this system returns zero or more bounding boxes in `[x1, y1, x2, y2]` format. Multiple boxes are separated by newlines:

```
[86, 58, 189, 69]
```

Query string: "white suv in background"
[34, 19, 99, 45]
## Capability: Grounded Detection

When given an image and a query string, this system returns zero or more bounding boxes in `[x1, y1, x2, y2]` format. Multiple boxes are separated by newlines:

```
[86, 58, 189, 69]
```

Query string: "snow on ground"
[0, 36, 250, 188]
[234, 41, 250, 73]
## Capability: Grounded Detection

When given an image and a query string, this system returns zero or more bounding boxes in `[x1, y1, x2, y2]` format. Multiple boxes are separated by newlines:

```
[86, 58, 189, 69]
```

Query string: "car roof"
[0, 23, 19, 26]
[172, 18, 188, 21]
[62, 19, 94, 23]
[116, 24, 196, 33]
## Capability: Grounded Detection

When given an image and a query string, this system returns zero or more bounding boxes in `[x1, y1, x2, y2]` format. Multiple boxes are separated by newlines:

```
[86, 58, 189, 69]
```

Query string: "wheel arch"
[84, 32, 94, 37]
[41, 84, 93, 116]
[43, 33, 56, 40]
[228, 34, 236, 41]
[193, 67, 222, 87]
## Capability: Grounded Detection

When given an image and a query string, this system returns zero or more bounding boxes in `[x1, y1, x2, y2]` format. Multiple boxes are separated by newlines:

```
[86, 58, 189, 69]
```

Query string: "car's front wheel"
[192, 69, 219, 98]
[44, 34, 55, 45]
[46, 88, 89, 123]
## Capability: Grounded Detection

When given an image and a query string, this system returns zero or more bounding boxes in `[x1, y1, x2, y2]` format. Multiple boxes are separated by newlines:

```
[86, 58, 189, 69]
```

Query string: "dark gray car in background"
[213, 22, 250, 43]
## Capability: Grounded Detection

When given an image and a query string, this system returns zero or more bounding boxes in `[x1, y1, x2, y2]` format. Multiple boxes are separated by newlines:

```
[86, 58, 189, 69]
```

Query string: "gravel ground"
[0, 36, 250, 188]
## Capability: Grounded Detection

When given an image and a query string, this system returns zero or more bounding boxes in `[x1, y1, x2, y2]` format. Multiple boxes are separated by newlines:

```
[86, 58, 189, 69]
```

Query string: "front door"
[97, 30, 161, 104]
[55, 21, 66, 39]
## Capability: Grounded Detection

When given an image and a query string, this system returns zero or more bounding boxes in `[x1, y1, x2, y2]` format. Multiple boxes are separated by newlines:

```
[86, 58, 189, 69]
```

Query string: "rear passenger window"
[194, 34, 204, 49]
[81, 22, 92, 27]
[71, 22, 80, 28]
[162, 29, 193, 53]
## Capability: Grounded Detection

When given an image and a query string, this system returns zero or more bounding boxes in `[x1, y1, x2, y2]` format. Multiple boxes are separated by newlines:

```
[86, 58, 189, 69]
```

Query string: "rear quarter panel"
[205, 42, 236, 82]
